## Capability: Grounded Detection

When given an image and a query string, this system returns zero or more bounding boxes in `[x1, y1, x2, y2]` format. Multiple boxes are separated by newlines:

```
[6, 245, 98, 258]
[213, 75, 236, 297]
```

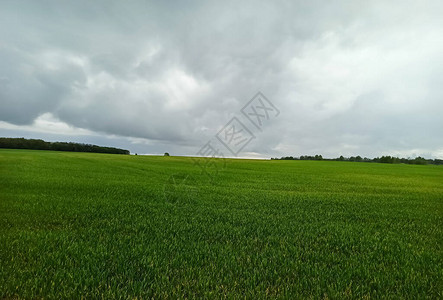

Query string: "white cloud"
[0, 113, 94, 136]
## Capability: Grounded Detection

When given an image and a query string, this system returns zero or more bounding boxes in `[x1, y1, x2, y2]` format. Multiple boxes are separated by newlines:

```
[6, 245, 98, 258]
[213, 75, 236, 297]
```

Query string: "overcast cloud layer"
[1, 0, 442, 158]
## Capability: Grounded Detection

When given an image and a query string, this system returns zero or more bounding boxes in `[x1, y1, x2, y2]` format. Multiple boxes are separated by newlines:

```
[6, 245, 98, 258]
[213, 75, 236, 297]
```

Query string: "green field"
[1, 149, 442, 298]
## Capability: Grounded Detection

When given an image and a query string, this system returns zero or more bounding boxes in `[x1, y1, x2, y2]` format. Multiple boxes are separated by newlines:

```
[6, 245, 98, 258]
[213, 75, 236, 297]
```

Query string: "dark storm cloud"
[1, 0, 442, 157]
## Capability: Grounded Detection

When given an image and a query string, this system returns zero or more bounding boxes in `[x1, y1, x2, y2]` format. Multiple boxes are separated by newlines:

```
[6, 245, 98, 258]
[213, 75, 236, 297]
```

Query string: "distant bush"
[273, 154, 442, 165]
[0, 137, 130, 155]
[164, 152, 170, 156]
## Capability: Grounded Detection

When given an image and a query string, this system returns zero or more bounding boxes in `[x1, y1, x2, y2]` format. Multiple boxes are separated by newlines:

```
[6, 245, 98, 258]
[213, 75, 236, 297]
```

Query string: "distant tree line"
[0, 138, 130, 155]
[271, 154, 443, 165]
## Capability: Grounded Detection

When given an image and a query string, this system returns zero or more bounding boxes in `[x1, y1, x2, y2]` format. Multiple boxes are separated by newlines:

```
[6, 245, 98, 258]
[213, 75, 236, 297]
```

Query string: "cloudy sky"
[1, 0, 442, 158]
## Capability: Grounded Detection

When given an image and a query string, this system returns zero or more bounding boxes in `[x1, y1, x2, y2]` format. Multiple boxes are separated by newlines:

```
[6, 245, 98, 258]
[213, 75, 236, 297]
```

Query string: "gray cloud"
[1, 0, 442, 157]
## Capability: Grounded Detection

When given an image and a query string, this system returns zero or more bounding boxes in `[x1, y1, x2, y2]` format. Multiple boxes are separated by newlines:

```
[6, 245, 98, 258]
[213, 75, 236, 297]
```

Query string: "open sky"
[1, 0, 442, 158]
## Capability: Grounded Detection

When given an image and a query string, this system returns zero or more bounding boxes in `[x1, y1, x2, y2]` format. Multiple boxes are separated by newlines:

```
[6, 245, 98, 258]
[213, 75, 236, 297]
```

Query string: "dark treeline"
[0, 137, 130, 155]
[272, 154, 443, 165]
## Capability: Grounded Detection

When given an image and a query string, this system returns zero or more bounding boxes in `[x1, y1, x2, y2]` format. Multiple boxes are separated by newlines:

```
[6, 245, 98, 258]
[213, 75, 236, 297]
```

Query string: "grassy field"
[0, 149, 442, 298]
